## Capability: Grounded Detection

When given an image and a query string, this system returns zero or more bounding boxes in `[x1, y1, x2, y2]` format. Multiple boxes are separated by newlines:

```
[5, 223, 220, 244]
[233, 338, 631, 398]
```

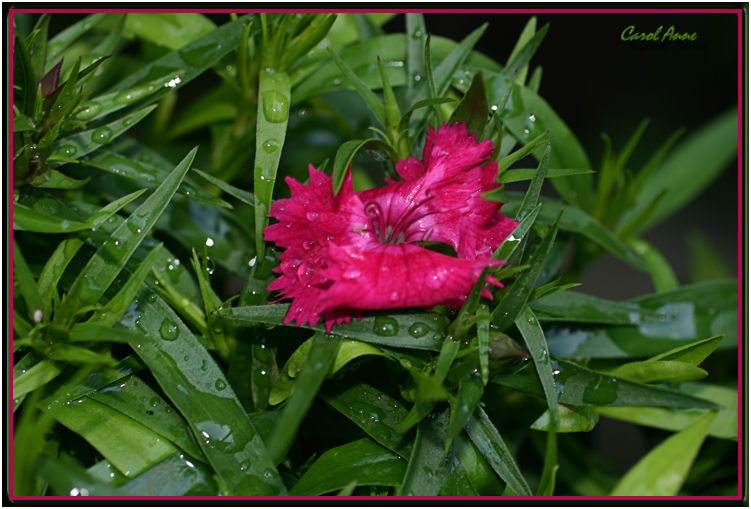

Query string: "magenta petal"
[318, 242, 501, 312]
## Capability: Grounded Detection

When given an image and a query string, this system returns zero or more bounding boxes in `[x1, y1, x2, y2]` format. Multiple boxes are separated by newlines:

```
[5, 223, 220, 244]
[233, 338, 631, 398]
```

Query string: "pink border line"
[6, 7, 745, 502]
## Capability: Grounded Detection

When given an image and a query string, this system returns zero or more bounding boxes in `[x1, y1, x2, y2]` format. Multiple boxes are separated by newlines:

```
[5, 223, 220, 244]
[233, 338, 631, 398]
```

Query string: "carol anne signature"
[621, 25, 698, 42]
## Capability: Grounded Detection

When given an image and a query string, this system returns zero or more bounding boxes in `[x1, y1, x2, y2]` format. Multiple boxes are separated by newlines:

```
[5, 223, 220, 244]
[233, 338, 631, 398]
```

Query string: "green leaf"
[530, 290, 666, 325]
[332, 138, 381, 194]
[266, 333, 341, 464]
[448, 70, 488, 136]
[282, 14, 337, 70]
[546, 280, 738, 358]
[29, 169, 89, 189]
[56, 147, 197, 324]
[49, 105, 158, 165]
[323, 383, 413, 458]
[116, 291, 286, 495]
[12, 239, 43, 321]
[607, 360, 707, 384]
[493, 358, 718, 409]
[447, 370, 484, 447]
[14, 360, 62, 399]
[86, 188, 148, 228]
[492, 204, 540, 262]
[83, 152, 230, 208]
[192, 168, 255, 207]
[650, 335, 723, 365]
[618, 108, 737, 233]
[45, 396, 176, 477]
[503, 193, 644, 270]
[627, 238, 679, 292]
[220, 305, 447, 351]
[484, 73, 592, 208]
[610, 411, 715, 495]
[86, 243, 164, 326]
[499, 167, 594, 183]
[88, 374, 204, 460]
[254, 68, 290, 261]
[515, 142, 550, 222]
[531, 404, 598, 433]
[490, 215, 559, 331]
[515, 307, 558, 421]
[399, 410, 452, 496]
[328, 48, 385, 127]
[502, 23, 548, 81]
[687, 230, 732, 282]
[114, 452, 218, 496]
[465, 407, 532, 496]
[125, 13, 216, 50]
[505, 17, 537, 84]
[13, 202, 92, 233]
[405, 13, 427, 101]
[40, 456, 120, 496]
[45, 13, 106, 67]
[597, 382, 737, 441]
[13, 113, 36, 132]
[290, 438, 406, 495]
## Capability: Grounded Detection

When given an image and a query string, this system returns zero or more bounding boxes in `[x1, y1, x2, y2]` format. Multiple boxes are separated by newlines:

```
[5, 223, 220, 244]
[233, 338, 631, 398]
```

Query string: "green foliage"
[11, 12, 737, 499]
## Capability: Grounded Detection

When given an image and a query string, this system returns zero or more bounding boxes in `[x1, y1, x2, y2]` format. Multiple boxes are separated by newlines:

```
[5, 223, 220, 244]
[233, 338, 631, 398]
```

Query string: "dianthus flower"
[264, 123, 518, 331]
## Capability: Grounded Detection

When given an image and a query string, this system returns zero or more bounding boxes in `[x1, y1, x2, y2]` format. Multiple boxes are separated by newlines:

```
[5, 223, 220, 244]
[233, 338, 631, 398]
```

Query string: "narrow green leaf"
[597, 382, 737, 441]
[57, 147, 196, 324]
[117, 291, 286, 494]
[14, 32, 37, 116]
[493, 358, 718, 409]
[490, 215, 559, 331]
[12, 240, 43, 320]
[608, 360, 707, 384]
[447, 371, 484, 447]
[254, 68, 290, 261]
[88, 374, 204, 460]
[465, 407, 532, 496]
[502, 24, 548, 81]
[220, 305, 447, 351]
[627, 237, 679, 292]
[499, 167, 594, 183]
[400, 410, 452, 496]
[492, 204, 540, 262]
[86, 188, 148, 229]
[477, 304, 490, 384]
[516, 143, 550, 222]
[506, 17, 537, 84]
[45, 397, 176, 477]
[332, 138, 381, 194]
[14, 360, 62, 399]
[531, 404, 598, 433]
[530, 290, 666, 325]
[13, 113, 36, 132]
[291, 438, 405, 495]
[377, 56, 401, 134]
[323, 383, 413, 458]
[13, 202, 91, 233]
[49, 105, 158, 165]
[45, 14, 106, 68]
[125, 13, 216, 50]
[266, 333, 341, 464]
[448, 71, 488, 136]
[546, 280, 738, 358]
[115, 451, 218, 496]
[328, 48, 385, 127]
[618, 108, 737, 232]
[29, 169, 89, 189]
[40, 456, 120, 496]
[282, 14, 337, 69]
[86, 243, 164, 326]
[611, 411, 715, 495]
[515, 307, 558, 421]
[650, 335, 723, 365]
[192, 168, 255, 206]
[405, 13, 427, 100]
[503, 193, 644, 269]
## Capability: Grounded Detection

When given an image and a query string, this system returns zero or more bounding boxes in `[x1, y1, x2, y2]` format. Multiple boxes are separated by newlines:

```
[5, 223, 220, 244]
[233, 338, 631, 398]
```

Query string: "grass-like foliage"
[11, 12, 739, 497]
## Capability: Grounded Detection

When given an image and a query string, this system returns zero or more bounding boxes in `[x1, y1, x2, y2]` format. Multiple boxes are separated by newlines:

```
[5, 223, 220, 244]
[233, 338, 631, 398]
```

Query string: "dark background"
[385, 12, 740, 301]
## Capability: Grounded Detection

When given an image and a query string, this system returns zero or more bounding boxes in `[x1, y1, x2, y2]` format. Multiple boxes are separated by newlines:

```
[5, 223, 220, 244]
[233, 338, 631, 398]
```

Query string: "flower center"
[364, 192, 437, 245]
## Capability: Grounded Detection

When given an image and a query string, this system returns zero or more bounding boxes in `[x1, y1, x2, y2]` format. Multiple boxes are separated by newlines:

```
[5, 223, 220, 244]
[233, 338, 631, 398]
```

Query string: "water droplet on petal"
[343, 269, 361, 280]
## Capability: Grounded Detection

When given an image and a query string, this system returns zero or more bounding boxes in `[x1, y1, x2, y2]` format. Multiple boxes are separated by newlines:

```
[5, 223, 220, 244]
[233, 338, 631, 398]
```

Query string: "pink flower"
[264, 123, 518, 331]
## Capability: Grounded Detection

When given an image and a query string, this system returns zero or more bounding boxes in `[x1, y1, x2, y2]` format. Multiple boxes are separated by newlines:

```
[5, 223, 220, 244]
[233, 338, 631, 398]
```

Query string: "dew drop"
[149, 397, 160, 407]
[426, 269, 447, 290]
[205, 237, 214, 247]
[389, 291, 400, 302]
[91, 126, 113, 144]
[343, 269, 361, 280]
[262, 139, 281, 153]
[261, 90, 289, 123]
[306, 211, 319, 221]
[60, 145, 77, 157]
[76, 101, 101, 120]
[408, 322, 429, 338]
[159, 319, 179, 341]
[215, 379, 227, 391]
[302, 240, 316, 251]
[373, 316, 398, 336]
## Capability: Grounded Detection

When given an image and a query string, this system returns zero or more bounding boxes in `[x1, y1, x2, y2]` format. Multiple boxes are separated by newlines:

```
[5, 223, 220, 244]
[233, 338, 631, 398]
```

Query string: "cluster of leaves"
[11, 12, 738, 497]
